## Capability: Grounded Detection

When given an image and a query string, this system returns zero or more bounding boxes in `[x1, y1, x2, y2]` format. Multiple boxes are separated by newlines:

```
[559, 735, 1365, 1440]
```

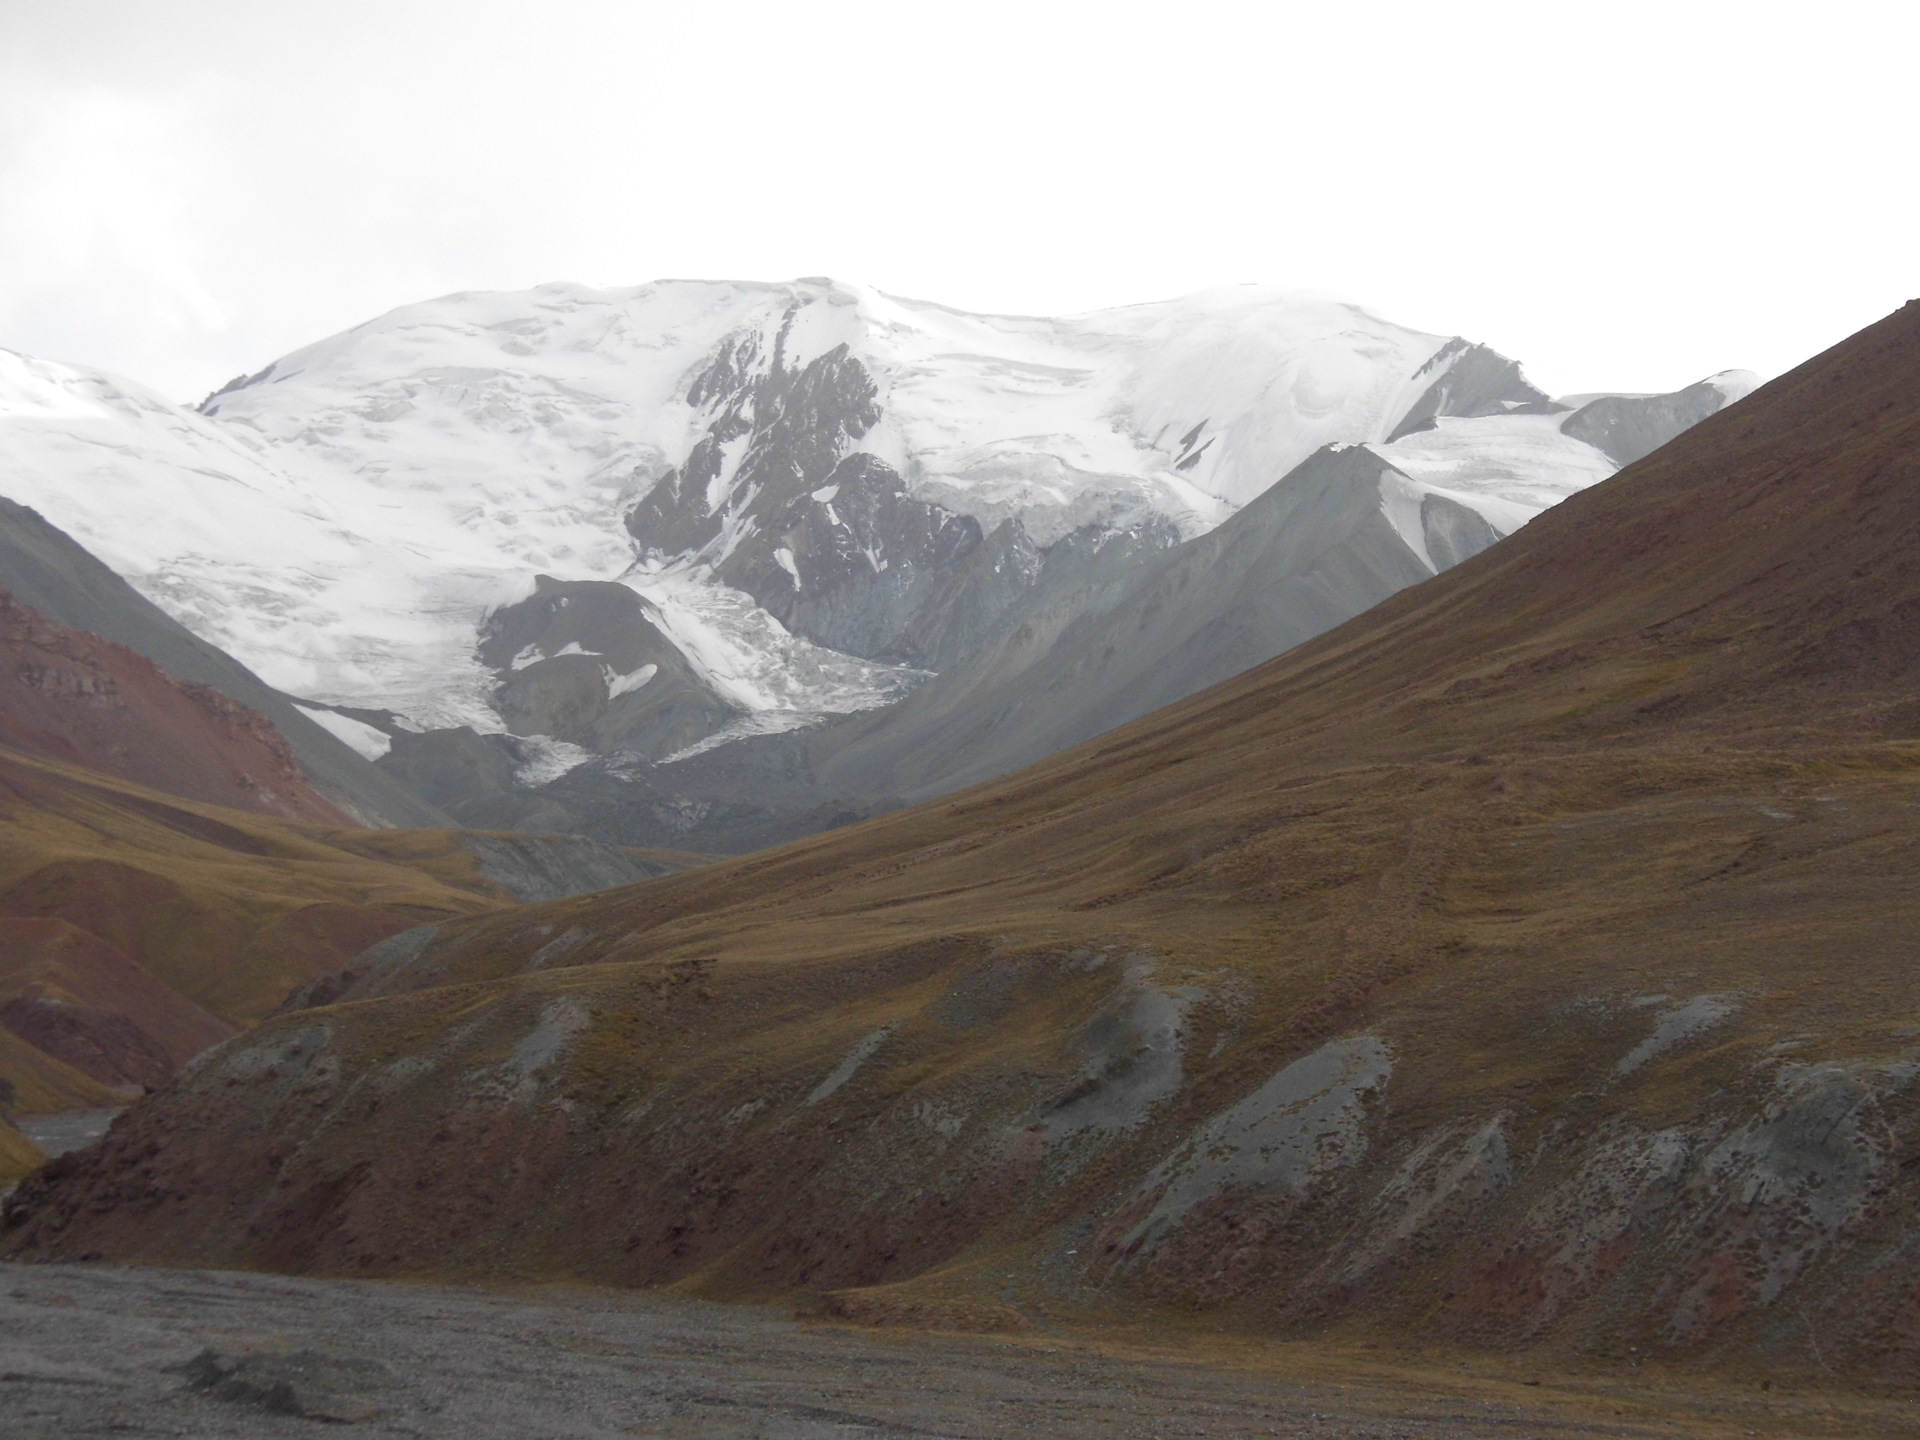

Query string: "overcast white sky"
[3, 0, 1914, 402]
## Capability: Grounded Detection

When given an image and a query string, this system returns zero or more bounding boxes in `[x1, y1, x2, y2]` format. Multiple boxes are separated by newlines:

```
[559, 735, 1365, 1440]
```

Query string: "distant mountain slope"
[0, 495, 449, 827]
[0, 288, 1751, 849]
[2, 285, 1568, 734]
[0, 588, 353, 824]
[418, 395, 1733, 851]
[804, 445, 1498, 802]
[16, 301, 1920, 1380]
[0, 744, 706, 1130]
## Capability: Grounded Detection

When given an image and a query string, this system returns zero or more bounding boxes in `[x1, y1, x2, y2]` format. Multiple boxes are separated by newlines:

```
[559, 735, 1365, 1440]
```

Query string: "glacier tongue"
[626, 562, 931, 721]
[1369, 413, 1618, 537]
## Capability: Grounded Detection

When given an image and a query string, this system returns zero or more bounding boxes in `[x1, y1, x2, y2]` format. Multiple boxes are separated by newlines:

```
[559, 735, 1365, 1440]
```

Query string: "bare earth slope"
[9, 303, 1920, 1384]
[0, 589, 354, 825]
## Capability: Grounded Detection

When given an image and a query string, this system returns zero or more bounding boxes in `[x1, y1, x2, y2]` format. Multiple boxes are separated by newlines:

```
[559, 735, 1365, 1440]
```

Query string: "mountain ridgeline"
[1, 282, 1752, 853]
[7, 299, 1916, 1378]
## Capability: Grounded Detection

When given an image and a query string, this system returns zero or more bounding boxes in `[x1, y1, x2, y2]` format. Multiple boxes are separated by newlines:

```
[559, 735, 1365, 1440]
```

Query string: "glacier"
[0, 278, 1755, 798]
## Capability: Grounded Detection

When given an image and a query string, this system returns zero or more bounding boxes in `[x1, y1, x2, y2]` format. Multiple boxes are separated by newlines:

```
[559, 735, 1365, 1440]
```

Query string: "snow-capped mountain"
[0, 279, 1755, 846]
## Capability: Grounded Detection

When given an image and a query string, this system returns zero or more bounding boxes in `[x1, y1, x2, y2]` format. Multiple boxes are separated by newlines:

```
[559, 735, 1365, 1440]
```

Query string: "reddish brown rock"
[0, 917, 235, 1089]
[0, 590, 351, 825]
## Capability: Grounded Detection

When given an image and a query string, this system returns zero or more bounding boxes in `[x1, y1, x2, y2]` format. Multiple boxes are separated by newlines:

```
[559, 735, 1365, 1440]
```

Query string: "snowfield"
[0, 279, 1738, 743]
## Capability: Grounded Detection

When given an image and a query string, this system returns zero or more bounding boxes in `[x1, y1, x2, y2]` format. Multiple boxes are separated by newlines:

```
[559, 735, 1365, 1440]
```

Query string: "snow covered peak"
[1705, 369, 1763, 405]
[0, 279, 1735, 762]
[198, 278, 1502, 552]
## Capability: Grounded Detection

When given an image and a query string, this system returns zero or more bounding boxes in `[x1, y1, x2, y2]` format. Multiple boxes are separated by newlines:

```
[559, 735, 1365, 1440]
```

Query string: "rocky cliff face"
[625, 313, 1037, 669]
[1560, 373, 1758, 466]
[1383, 337, 1559, 440]
[478, 576, 740, 760]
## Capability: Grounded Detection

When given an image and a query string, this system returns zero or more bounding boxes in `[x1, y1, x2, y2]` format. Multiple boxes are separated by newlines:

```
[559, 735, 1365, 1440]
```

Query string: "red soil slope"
[0, 590, 351, 825]
[0, 748, 522, 1124]
[0, 746, 690, 1129]
[9, 302, 1920, 1384]
[0, 917, 236, 1090]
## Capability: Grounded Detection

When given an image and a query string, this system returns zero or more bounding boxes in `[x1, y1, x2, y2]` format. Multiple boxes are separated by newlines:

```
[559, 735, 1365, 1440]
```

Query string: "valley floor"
[0, 1265, 1898, 1438]
[11, 1109, 122, 1159]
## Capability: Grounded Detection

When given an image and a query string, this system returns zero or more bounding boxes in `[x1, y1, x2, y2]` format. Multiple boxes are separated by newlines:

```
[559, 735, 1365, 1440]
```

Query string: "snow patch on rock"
[293, 705, 392, 761]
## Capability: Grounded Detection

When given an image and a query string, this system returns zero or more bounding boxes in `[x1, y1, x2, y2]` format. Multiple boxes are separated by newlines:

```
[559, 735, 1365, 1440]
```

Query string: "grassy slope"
[0, 748, 710, 1136]
[0, 747, 528, 1126]
[0, 1116, 43, 1190]
[0, 748, 507, 1025]
[0, 1027, 122, 1113]
[10, 304, 1920, 1380]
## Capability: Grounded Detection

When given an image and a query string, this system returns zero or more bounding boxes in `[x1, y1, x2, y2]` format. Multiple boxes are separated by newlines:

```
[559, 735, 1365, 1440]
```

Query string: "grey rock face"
[1420, 492, 1503, 571]
[479, 575, 739, 760]
[625, 307, 1025, 667]
[378, 726, 522, 822]
[1387, 339, 1557, 442]
[0, 495, 450, 828]
[804, 445, 1455, 803]
[410, 445, 1503, 852]
[1561, 380, 1732, 467]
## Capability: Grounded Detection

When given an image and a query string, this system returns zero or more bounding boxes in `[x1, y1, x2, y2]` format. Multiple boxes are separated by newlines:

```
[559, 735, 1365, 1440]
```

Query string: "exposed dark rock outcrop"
[1386, 338, 1558, 441]
[170, 1346, 398, 1423]
[625, 308, 1029, 668]
[478, 576, 739, 760]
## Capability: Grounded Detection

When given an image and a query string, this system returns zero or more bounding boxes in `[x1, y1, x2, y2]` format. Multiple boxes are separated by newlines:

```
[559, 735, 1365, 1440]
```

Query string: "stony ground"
[0, 1263, 1898, 1438]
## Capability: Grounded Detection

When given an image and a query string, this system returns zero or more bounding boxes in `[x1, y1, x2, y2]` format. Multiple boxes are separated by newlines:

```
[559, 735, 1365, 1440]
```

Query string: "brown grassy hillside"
[0, 917, 240, 1089]
[0, 1116, 42, 1190]
[0, 751, 520, 1118]
[0, 744, 705, 1131]
[0, 751, 505, 1025]
[9, 302, 1920, 1383]
[0, 1026, 120, 1114]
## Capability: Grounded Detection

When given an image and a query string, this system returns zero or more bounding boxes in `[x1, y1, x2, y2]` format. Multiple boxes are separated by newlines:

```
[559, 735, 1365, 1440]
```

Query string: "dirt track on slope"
[0, 1263, 1900, 1438]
